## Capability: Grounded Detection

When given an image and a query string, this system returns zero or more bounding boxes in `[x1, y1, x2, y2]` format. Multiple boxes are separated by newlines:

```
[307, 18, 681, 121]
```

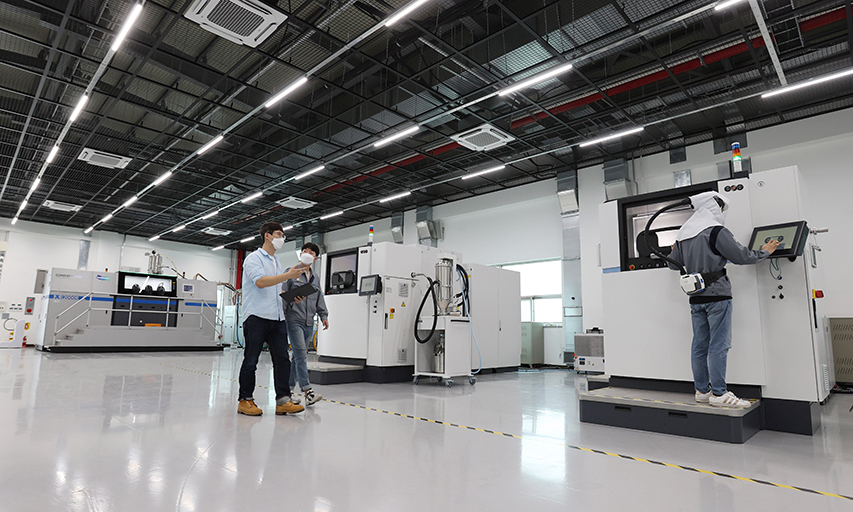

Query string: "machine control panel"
[358, 275, 382, 296]
[748, 220, 808, 259]
[25, 297, 35, 315]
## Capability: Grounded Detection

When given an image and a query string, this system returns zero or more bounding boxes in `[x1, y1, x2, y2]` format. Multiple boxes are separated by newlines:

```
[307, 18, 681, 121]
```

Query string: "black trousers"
[238, 315, 291, 401]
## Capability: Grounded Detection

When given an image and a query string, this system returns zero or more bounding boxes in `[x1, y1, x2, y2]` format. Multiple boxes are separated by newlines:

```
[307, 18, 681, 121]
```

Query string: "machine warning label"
[399, 283, 409, 297]
[401, 302, 406, 307]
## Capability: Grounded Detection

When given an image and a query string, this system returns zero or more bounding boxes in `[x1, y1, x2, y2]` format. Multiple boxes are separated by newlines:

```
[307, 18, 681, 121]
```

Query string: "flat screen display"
[359, 275, 381, 296]
[750, 226, 799, 252]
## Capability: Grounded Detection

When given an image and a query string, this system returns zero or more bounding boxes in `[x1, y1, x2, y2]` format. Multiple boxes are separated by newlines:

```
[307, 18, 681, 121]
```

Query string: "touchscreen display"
[750, 225, 799, 251]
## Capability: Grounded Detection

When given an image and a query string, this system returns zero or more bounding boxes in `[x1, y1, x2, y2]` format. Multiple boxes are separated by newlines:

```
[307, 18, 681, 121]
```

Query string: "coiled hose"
[414, 277, 439, 344]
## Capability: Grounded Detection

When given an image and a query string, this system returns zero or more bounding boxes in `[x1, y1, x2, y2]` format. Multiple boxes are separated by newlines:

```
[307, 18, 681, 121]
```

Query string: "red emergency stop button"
[813, 290, 824, 298]
[390, 308, 395, 313]
[26, 308, 31, 313]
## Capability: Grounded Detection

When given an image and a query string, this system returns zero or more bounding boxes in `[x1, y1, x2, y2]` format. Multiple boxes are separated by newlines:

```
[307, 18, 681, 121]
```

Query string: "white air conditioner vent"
[185, 0, 287, 48]
[43, 200, 82, 212]
[202, 226, 232, 236]
[451, 124, 515, 151]
[276, 197, 316, 209]
[77, 148, 132, 169]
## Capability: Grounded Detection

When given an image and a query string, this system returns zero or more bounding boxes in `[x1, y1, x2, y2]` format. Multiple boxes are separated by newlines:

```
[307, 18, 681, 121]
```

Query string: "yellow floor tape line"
[161, 363, 852, 502]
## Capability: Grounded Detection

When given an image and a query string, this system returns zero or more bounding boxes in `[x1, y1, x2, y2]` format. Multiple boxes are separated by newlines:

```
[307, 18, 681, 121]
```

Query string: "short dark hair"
[302, 242, 320, 256]
[259, 222, 284, 240]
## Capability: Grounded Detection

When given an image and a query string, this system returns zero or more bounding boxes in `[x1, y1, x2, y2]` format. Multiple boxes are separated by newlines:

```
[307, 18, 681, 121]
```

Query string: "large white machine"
[317, 242, 521, 383]
[36, 268, 221, 352]
[597, 166, 832, 434]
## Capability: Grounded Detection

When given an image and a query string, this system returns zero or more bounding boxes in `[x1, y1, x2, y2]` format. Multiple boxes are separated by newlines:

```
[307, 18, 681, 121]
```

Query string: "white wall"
[579, 107, 853, 326]
[0, 218, 235, 320]
[321, 179, 564, 266]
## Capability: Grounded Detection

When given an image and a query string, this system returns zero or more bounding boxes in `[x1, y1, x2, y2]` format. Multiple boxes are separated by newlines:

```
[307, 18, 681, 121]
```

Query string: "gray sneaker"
[290, 393, 302, 405]
[304, 388, 322, 406]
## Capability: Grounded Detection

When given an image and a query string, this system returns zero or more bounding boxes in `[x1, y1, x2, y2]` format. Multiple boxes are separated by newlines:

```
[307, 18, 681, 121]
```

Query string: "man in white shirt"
[237, 222, 307, 416]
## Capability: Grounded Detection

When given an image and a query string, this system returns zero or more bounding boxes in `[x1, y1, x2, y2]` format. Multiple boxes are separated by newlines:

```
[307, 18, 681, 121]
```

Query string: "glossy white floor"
[1, 347, 852, 512]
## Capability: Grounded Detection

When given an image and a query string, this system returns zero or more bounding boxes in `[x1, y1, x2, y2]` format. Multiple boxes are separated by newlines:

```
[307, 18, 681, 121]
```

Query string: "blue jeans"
[239, 315, 291, 401]
[690, 300, 733, 396]
[288, 322, 314, 390]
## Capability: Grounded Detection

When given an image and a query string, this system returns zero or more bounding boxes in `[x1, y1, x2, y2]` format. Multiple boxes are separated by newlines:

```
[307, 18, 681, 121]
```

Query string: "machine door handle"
[385, 313, 388, 330]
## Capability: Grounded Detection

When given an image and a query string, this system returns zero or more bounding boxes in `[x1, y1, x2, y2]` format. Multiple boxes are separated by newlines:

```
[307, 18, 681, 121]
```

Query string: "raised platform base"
[308, 361, 364, 385]
[579, 387, 761, 444]
[39, 345, 224, 353]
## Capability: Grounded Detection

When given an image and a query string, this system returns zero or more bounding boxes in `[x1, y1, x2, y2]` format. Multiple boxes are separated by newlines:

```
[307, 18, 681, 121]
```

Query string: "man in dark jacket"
[282, 242, 328, 406]
[668, 192, 778, 407]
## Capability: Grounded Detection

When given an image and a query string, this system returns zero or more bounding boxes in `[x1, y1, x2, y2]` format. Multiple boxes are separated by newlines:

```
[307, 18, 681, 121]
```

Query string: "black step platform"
[579, 387, 761, 444]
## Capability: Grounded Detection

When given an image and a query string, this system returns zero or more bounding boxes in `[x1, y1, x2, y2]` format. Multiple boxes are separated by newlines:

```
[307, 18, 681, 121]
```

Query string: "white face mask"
[299, 252, 315, 266]
[271, 236, 285, 251]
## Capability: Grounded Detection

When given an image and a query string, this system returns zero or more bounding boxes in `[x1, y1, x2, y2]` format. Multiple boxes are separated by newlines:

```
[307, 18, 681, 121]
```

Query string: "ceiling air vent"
[77, 148, 132, 169]
[185, 0, 287, 48]
[450, 124, 515, 151]
[202, 226, 232, 236]
[43, 200, 82, 212]
[276, 197, 316, 209]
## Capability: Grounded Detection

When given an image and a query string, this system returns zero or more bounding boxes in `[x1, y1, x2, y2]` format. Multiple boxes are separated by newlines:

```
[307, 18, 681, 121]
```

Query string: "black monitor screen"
[748, 221, 808, 258]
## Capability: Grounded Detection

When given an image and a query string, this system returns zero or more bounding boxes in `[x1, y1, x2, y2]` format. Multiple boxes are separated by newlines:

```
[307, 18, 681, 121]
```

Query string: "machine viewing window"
[118, 271, 178, 297]
[325, 249, 359, 294]
[358, 275, 381, 296]
[618, 183, 716, 271]
[748, 221, 808, 259]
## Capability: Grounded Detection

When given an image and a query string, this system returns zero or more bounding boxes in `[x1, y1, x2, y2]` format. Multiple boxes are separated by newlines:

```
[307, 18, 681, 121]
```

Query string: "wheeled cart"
[413, 316, 475, 387]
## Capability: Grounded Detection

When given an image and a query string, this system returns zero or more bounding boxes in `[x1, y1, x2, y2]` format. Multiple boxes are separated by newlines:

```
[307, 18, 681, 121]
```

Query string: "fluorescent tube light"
[379, 191, 411, 203]
[100, 214, 113, 223]
[264, 76, 309, 108]
[579, 126, 644, 147]
[18, 200, 27, 211]
[69, 95, 89, 122]
[498, 63, 573, 96]
[283, 225, 294, 231]
[111, 3, 144, 51]
[46, 145, 59, 164]
[241, 191, 263, 203]
[153, 171, 172, 186]
[715, 0, 745, 11]
[294, 165, 324, 181]
[201, 211, 218, 220]
[84, 226, 94, 234]
[122, 196, 138, 208]
[11, 217, 18, 225]
[374, 126, 419, 148]
[240, 236, 256, 243]
[172, 225, 186, 233]
[30, 178, 40, 191]
[385, 0, 431, 27]
[461, 165, 505, 180]
[320, 211, 344, 220]
[212, 245, 225, 251]
[196, 135, 224, 155]
[149, 235, 160, 241]
[762, 68, 853, 98]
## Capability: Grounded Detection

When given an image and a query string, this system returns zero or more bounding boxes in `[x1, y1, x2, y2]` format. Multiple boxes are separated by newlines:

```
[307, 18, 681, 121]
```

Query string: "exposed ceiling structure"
[1, 0, 852, 250]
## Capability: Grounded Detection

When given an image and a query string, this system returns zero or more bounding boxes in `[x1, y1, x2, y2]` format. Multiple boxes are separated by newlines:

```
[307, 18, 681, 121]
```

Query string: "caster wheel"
[469, 377, 477, 385]
[413, 377, 419, 385]
[437, 377, 443, 383]
[445, 379, 453, 388]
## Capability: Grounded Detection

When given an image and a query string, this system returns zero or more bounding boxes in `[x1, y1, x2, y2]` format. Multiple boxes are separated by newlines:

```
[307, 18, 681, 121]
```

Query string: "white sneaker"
[290, 393, 302, 405]
[304, 389, 322, 406]
[709, 391, 750, 408]
[695, 390, 711, 403]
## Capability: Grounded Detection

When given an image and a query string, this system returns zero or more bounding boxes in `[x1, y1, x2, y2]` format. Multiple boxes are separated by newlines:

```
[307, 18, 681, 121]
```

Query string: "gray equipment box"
[575, 329, 605, 372]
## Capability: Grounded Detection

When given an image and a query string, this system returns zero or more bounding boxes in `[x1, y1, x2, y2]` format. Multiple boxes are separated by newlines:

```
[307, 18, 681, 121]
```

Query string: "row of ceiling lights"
[12, 0, 853, 248]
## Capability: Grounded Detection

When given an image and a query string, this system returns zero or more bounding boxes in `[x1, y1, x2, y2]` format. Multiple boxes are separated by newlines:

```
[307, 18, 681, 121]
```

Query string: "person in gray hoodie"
[667, 191, 778, 408]
[282, 242, 329, 406]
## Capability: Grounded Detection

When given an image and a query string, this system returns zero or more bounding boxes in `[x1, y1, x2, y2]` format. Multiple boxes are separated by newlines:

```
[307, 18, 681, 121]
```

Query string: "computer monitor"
[358, 275, 381, 296]
[748, 221, 808, 259]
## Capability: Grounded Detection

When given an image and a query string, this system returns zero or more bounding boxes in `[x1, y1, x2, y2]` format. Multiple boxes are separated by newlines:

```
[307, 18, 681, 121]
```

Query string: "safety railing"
[53, 292, 220, 341]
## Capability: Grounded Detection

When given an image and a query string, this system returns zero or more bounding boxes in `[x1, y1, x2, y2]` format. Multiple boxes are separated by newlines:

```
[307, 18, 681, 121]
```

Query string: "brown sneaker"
[237, 399, 262, 416]
[275, 401, 305, 415]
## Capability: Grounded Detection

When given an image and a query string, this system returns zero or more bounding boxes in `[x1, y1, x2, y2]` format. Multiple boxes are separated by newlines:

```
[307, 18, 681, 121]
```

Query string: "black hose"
[643, 198, 691, 274]
[414, 277, 439, 344]
[455, 264, 469, 316]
